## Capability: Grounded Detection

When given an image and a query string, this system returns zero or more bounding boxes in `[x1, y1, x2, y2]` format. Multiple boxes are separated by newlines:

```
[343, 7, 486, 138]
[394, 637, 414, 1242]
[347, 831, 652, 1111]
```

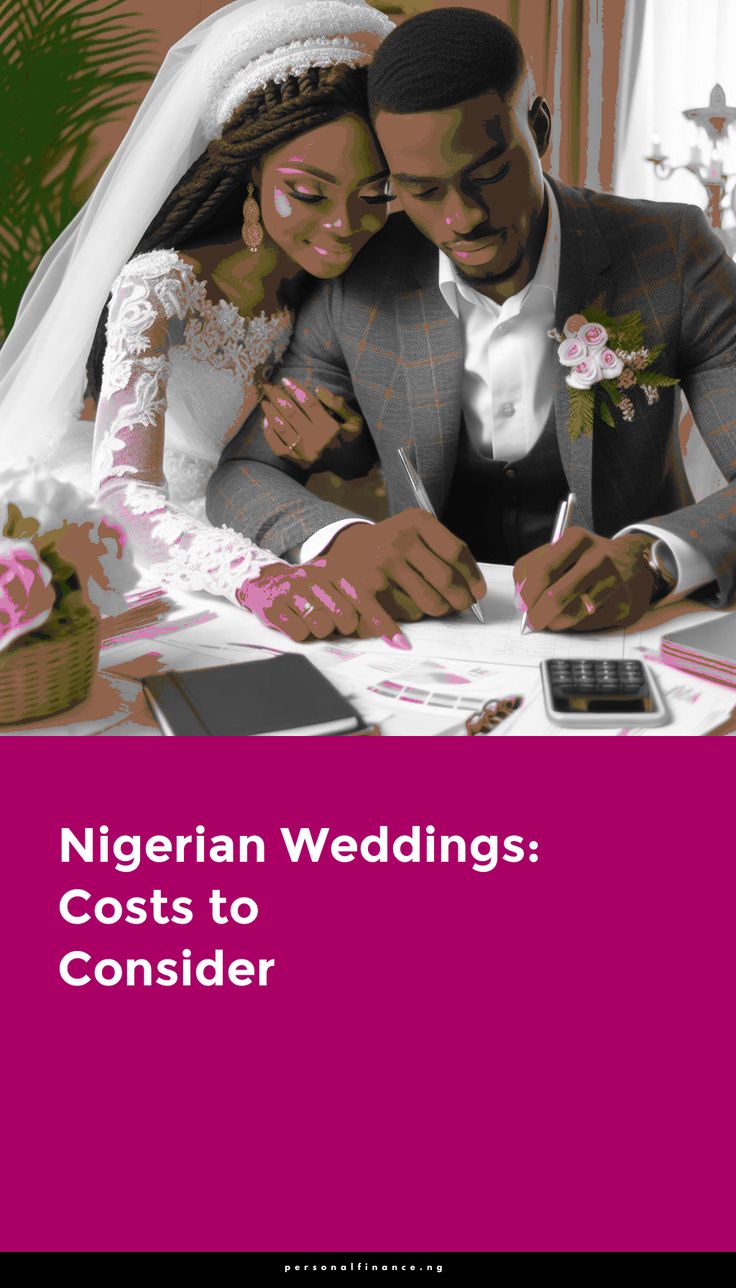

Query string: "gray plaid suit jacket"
[207, 178, 736, 604]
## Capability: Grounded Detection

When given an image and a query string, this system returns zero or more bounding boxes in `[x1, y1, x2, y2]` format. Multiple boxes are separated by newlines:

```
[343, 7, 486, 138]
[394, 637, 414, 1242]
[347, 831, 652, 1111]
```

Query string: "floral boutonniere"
[548, 303, 679, 439]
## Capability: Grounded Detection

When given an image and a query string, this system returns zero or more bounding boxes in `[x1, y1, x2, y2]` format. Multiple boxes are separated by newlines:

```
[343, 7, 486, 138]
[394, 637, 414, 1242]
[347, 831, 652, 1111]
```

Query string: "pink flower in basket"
[0, 537, 55, 653]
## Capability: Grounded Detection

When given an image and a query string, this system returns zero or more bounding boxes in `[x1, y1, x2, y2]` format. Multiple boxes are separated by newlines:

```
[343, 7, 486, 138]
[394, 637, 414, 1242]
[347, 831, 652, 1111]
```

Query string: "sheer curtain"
[615, 0, 736, 216]
[614, 0, 735, 501]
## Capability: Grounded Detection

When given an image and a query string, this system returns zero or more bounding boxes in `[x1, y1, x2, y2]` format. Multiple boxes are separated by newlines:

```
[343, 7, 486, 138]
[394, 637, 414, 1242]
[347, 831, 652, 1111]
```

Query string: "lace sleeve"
[91, 250, 278, 603]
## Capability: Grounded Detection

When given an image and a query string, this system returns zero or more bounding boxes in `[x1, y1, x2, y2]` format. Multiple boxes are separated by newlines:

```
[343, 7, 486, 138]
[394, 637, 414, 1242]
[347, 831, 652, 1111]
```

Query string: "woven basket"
[0, 610, 99, 725]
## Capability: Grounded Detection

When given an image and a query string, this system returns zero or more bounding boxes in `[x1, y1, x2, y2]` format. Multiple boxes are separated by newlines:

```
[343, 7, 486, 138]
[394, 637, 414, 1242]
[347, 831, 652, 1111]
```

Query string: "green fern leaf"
[567, 387, 595, 439]
[634, 370, 679, 388]
[608, 314, 645, 352]
[582, 304, 614, 328]
[599, 398, 615, 428]
[646, 342, 666, 364]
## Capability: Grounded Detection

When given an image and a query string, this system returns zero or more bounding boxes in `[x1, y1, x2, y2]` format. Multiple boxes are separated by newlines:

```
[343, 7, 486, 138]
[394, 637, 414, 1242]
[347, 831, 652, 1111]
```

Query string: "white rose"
[558, 337, 589, 366]
[566, 356, 602, 389]
[578, 323, 608, 353]
[597, 348, 624, 379]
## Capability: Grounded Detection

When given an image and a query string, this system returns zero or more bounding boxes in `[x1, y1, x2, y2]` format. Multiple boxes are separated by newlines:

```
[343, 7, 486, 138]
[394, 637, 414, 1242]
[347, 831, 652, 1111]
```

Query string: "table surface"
[1, 564, 733, 737]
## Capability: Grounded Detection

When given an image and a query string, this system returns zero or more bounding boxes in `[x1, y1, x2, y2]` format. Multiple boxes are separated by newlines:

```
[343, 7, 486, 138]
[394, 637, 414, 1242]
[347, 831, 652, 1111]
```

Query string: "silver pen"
[520, 491, 576, 635]
[397, 446, 484, 623]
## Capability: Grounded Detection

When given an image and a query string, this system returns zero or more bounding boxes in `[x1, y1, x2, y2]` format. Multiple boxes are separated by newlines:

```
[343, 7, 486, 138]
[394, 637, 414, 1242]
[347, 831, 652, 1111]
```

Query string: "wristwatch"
[640, 539, 677, 603]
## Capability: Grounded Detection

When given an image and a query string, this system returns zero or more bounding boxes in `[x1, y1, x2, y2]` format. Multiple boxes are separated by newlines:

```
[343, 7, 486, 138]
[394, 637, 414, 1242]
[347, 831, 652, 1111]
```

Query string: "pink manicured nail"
[312, 586, 337, 612]
[283, 378, 307, 404]
[384, 632, 411, 651]
[338, 577, 358, 600]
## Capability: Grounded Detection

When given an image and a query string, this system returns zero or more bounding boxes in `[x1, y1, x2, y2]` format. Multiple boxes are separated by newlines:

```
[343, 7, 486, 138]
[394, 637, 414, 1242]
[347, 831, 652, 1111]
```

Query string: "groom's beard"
[446, 224, 525, 288]
[454, 246, 525, 288]
[442, 221, 525, 288]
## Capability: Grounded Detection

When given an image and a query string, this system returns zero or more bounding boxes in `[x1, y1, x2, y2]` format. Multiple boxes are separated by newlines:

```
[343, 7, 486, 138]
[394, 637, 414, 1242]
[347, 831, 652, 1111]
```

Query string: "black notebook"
[142, 655, 362, 736]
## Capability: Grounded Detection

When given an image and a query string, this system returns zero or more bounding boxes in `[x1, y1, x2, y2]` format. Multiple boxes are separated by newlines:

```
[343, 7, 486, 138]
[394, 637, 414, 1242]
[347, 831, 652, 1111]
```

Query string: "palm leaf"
[0, 0, 156, 338]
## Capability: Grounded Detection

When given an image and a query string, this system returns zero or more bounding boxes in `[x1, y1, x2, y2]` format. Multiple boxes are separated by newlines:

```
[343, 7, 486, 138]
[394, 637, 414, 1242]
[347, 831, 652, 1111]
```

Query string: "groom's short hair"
[368, 8, 527, 117]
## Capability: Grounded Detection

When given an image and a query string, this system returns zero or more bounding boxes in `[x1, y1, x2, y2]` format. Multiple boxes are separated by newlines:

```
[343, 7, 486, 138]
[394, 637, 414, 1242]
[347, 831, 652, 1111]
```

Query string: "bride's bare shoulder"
[176, 250, 204, 275]
[177, 234, 244, 280]
[179, 236, 279, 315]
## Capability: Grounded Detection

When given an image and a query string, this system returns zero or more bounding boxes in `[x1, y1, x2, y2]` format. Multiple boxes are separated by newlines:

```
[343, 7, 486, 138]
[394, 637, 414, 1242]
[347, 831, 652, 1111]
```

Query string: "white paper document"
[4, 564, 732, 736]
[402, 564, 627, 665]
[308, 647, 535, 734]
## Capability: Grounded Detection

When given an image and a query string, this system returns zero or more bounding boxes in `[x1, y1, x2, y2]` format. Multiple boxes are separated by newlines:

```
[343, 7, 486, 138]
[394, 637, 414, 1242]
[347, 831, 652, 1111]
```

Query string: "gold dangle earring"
[242, 182, 263, 253]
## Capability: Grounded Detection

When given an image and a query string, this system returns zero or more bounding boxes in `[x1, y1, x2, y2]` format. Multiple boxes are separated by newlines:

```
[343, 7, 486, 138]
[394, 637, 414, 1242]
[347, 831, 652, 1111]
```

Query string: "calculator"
[541, 658, 668, 727]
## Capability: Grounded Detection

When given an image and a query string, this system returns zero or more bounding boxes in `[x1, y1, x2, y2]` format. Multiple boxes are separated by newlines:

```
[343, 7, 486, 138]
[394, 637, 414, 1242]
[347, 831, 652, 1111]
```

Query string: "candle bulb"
[650, 134, 664, 160]
[707, 155, 724, 181]
[689, 144, 703, 167]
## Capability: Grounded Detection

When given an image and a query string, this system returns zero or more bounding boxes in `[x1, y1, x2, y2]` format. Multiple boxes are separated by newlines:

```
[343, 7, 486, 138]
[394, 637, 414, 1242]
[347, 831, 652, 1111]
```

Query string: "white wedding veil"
[0, 0, 392, 471]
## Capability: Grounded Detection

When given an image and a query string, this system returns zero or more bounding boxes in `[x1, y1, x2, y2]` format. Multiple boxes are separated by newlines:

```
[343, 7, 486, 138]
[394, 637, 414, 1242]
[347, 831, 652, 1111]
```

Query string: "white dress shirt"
[437, 177, 561, 461]
[292, 183, 715, 597]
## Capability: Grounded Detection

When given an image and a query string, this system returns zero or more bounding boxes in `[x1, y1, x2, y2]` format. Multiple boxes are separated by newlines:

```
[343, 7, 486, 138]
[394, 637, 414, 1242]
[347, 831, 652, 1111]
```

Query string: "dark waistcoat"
[443, 416, 569, 564]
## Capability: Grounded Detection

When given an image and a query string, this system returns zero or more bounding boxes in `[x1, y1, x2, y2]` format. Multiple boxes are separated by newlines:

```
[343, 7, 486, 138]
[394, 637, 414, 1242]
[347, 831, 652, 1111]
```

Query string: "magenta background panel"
[1, 738, 733, 1251]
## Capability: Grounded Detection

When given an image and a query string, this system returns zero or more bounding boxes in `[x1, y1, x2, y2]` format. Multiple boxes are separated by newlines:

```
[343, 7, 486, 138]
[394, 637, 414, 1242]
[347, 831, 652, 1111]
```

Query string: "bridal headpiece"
[203, 1, 393, 140]
[0, 0, 394, 464]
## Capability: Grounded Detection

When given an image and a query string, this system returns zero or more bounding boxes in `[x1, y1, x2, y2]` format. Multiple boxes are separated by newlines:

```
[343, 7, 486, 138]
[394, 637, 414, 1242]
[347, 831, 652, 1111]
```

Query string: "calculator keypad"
[545, 660, 652, 712]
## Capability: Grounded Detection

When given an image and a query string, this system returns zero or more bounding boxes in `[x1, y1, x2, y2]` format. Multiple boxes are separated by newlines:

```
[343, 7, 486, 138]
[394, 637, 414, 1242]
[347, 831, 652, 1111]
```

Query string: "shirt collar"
[438, 176, 560, 319]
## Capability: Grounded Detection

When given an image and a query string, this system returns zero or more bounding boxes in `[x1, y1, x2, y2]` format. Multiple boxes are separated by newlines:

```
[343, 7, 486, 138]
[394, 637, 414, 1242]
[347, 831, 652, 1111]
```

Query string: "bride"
[0, 0, 406, 646]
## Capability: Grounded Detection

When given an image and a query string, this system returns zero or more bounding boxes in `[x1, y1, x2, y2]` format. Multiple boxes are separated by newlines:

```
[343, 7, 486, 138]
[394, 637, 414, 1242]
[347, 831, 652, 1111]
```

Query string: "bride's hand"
[261, 378, 362, 466]
[237, 559, 409, 648]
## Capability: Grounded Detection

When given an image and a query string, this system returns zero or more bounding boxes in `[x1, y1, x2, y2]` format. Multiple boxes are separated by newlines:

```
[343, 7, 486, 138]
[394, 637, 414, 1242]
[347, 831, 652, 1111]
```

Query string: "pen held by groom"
[514, 527, 664, 633]
[208, 9, 736, 634]
[513, 488, 659, 634]
[255, 373, 488, 623]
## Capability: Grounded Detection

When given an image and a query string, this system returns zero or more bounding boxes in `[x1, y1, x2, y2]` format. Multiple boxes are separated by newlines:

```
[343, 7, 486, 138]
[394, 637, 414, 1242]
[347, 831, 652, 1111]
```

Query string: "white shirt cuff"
[616, 523, 716, 597]
[287, 518, 374, 565]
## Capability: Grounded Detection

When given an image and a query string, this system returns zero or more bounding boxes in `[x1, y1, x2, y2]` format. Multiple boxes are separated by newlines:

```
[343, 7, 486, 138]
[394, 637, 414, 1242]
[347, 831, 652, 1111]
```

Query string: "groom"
[207, 8, 736, 631]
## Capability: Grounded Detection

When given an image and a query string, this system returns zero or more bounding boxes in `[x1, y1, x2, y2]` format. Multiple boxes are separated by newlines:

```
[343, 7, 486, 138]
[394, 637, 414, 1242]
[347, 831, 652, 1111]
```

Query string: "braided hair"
[86, 62, 370, 400]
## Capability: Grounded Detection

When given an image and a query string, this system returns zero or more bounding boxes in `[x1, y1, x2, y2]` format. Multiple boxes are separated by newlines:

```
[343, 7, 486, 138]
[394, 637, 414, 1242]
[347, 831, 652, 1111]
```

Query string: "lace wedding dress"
[92, 248, 293, 602]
